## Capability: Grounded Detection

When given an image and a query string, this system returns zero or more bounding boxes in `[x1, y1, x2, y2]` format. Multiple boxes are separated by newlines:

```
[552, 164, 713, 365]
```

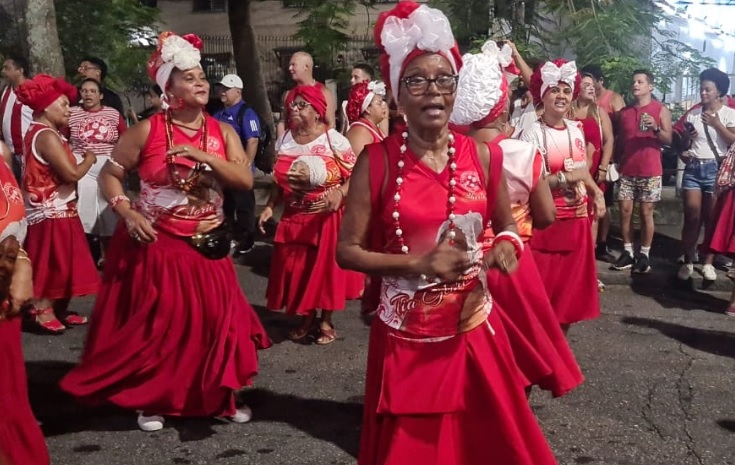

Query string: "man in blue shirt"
[214, 74, 260, 254]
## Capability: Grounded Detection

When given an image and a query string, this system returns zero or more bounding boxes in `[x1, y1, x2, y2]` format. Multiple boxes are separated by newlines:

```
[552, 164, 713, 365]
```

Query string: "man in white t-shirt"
[674, 67, 735, 282]
[509, 86, 537, 138]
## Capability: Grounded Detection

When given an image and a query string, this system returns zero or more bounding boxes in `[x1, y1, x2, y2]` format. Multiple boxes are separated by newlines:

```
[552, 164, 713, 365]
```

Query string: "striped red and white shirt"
[68, 106, 126, 160]
[0, 86, 33, 157]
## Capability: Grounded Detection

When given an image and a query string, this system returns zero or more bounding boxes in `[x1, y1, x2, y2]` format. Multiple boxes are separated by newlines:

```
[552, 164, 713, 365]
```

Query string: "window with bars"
[192, 0, 226, 12]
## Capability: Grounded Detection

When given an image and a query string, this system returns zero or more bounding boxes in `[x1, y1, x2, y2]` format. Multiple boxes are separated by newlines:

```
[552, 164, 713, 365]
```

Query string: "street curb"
[597, 261, 732, 292]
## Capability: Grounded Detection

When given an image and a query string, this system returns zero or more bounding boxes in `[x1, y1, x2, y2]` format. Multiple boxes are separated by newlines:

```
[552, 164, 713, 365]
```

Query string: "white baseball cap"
[219, 74, 243, 89]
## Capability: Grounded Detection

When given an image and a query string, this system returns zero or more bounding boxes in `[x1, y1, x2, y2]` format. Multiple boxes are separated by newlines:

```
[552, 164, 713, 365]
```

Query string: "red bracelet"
[492, 231, 524, 258]
[110, 195, 131, 211]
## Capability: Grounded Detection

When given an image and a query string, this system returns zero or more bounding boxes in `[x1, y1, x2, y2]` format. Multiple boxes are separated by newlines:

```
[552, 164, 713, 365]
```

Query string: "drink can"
[640, 112, 650, 131]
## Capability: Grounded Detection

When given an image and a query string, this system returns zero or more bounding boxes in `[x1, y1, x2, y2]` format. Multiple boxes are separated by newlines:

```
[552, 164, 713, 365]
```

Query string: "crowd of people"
[2, 2, 735, 464]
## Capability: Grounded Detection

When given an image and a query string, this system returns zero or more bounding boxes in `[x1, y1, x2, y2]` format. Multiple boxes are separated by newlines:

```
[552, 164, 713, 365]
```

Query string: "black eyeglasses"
[401, 75, 459, 96]
[289, 100, 311, 109]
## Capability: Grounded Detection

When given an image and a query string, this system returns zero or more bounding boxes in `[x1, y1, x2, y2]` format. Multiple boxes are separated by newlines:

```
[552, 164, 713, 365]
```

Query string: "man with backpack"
[214, 74, 263, 255]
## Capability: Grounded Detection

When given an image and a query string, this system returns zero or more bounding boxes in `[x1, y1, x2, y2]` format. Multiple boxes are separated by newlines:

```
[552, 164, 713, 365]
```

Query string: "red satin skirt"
[60, 227, 271, 417]
[487, 248, 584, 397]
[530, 216, 600, 325]
[706, 188, 735, 257]
[24, 216, 99, 300]
[0, 319, 50, 465]
[267, 208, 364, 315]
[359, 312, 559, 465]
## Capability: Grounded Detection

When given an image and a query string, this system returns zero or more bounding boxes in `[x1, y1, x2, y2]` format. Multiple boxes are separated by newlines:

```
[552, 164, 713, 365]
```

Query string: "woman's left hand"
[482, 241, 518, 274]
[323, 188, 345, 212]
[8, 260, 33, 318]
[168, 145, 211, 164]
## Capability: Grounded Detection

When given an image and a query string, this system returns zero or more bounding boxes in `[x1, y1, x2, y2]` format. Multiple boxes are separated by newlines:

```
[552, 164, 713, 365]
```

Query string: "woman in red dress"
[706, 145, 735, 316]
[519, 60, 605, 332]
[0, 141, 50, 465]
[337, 3, 558, 464]
[60, 32, 270, 432]
[259, 85, 362, 345]
[346, 80, 388, 154]
[16, 75, 99, 334]
[451, 41, 583, 397]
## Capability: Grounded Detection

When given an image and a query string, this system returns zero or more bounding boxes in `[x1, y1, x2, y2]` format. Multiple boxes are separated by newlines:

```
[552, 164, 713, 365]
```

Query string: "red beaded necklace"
[393, 130, 457, 255]
[164, 110, 207, 192]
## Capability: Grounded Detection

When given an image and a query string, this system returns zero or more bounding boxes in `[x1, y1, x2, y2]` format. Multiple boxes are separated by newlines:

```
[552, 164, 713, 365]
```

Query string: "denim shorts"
[682, 159, 718, 193]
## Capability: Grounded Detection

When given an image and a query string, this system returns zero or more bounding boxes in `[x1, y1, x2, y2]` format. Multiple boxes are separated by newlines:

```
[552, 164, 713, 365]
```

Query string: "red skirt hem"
[24, 216, 99, 300]
[0, 319, 50, 465]
[266, 208, 363, 314]
[358, 315, 558, 465]
[61, 226, 271, 418]
[487, 248, 584, 397]
[530, 217, 600, 325]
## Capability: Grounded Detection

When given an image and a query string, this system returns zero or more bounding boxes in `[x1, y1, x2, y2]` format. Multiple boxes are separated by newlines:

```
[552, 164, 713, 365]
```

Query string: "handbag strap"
[703, 122, 722, 164]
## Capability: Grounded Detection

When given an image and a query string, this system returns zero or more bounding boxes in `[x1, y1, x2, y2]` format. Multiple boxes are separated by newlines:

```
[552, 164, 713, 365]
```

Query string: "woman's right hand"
[415, 240, 471, 282]
[123, 210, 157, 243]
[258, 206, 273, 234]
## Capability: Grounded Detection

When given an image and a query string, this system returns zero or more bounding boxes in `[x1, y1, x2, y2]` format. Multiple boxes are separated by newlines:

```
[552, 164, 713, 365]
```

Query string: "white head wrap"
[155, 35, 202, 106]
[540, 60, 578, 98]
[293, 155, 328, 188]
[361, 81, 386, 114]
[380, 5, 458, 94]
[450, 41, 505, 126]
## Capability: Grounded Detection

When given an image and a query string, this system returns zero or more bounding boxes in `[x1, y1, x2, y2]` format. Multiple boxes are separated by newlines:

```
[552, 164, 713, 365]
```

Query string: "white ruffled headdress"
[147, 32, 203, 108]
[540, 60, 578, 97]
[450, 41, 506, 126]
[362, 81, 386, 114]
[379, 4, 459, 94]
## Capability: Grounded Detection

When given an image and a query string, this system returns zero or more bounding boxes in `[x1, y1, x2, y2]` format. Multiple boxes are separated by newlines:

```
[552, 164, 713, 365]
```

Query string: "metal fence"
[199, 34, 377, 111]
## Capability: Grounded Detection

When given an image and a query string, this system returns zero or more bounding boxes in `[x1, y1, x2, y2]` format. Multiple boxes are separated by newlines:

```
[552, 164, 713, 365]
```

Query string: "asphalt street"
[20, 243, 735, 465]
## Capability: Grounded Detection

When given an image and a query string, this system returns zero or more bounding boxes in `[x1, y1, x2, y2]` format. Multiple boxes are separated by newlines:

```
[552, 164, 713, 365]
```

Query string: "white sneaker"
[137, 412, 164, 432]
[218, 405, 253, 424]
[702, 264, 717, 281]
[677, 263, 694, 281]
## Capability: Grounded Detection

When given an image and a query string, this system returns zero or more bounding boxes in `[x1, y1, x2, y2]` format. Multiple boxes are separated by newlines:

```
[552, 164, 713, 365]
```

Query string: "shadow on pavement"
[26, 361, 362, 457]
[629, 278, 728, 315]
[716, 419, 735, 432]
[241, 388, 362, 458]
[621, 317, 735, 359]
[252, 304, 296, 344]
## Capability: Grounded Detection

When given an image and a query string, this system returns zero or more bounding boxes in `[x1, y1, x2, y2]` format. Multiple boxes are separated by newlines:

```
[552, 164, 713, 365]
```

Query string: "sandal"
[27, 307, 66, 334]
[287, 325, 312, 341]
[63, 313, 88, 326]
[315, 323, 337, 345]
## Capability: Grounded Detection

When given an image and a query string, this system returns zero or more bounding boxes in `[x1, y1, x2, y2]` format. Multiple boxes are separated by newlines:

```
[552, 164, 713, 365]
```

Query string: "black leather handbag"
[187, 222, 232, 260]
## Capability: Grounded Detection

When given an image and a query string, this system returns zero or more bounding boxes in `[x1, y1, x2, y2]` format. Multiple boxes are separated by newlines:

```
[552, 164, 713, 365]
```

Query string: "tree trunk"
[227, 0, 275, 162]
[22, 0, 65, 75]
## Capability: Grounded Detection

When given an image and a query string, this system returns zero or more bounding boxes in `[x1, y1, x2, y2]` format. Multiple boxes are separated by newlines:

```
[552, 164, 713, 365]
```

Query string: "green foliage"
[54, 0, 158, 92]
[536, 0, 714, 101]
[293, 0, 356, 68]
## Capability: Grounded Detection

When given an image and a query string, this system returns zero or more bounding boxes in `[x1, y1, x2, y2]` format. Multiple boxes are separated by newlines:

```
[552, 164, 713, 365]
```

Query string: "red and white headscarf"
[450, 41, 510, 129]
[529, 59, 581, 103]
[346, 81, 386, 123]
[374, 2, 462, 95]
[146, 31, 204, 106]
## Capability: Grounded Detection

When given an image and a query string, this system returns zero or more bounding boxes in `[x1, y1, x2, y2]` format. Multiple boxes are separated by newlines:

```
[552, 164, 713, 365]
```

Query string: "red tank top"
[22, 123, 79, 225]
[618, 100, 664, 177]
[135, 113, 228, 237]
[367, 132, 500, 338]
